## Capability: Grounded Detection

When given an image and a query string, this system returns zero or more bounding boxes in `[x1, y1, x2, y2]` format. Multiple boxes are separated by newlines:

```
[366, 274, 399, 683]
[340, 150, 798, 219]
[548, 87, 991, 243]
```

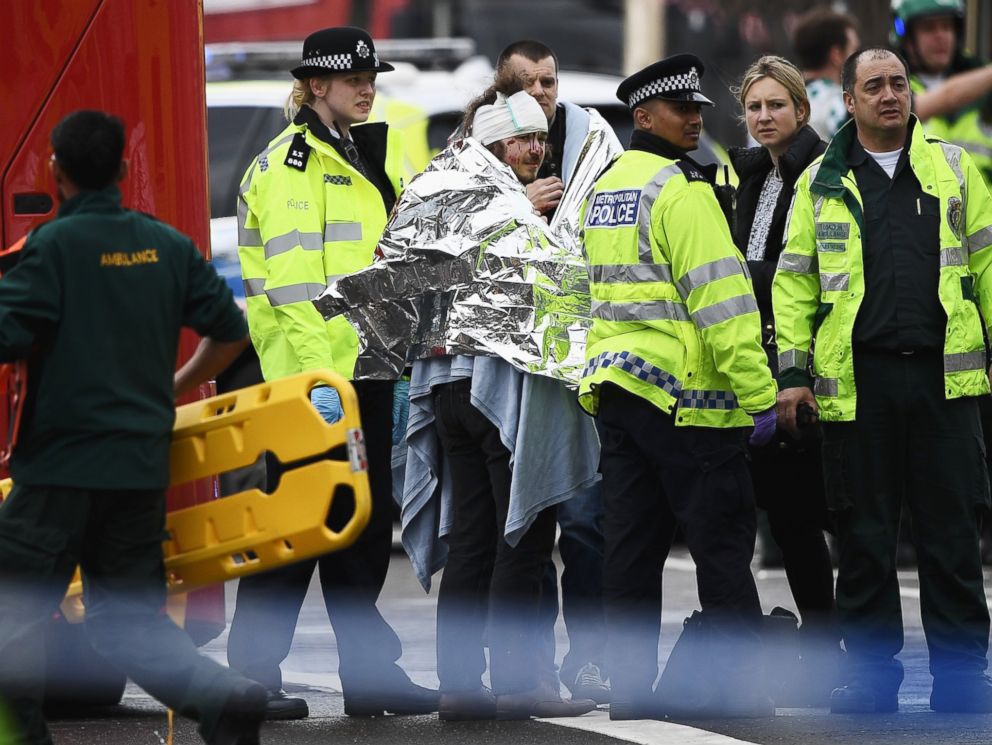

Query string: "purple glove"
[749, 407, 778, 448]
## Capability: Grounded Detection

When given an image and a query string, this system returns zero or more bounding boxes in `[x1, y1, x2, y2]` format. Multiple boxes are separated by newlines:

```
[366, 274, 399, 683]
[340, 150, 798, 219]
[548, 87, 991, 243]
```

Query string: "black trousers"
[598, 383, 763, 703]
[432, 380, 557, 695]
[750, 438, 836, 648]
[0, 485, 251, 745]
[226, 379, 406, 695]
[823, 352, 991, 693]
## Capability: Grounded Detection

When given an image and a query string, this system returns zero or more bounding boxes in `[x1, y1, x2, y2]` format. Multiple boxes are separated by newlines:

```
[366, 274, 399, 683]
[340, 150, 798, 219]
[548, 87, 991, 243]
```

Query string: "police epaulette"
[284, 132, 311, 171]
[675, 160, 708, 182]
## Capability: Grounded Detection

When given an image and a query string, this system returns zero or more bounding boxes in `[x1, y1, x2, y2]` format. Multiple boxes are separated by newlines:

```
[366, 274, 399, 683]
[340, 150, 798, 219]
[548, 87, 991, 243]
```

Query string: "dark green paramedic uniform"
[0, 186, 251, 745]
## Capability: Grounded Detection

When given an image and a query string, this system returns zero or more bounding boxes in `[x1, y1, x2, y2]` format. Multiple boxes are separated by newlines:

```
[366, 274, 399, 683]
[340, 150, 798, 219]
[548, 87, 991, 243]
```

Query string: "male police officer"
[579, 54, 778, 720]
[775, 47, 992, 714]
[232, 27, 437, 719]
[0, 110, 263, 745]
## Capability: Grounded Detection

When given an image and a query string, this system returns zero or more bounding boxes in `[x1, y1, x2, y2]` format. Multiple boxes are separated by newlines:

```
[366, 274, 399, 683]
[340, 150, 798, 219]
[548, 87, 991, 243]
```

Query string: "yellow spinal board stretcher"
[0, 369, 372, 620]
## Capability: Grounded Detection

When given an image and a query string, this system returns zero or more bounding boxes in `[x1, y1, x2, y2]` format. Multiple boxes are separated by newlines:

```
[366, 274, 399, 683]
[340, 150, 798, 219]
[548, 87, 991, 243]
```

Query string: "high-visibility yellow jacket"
[237, 112, 406, 381]
[772, 116, 992, 421]
[578, 145, 777, 427]
[947, 108, 992, 187]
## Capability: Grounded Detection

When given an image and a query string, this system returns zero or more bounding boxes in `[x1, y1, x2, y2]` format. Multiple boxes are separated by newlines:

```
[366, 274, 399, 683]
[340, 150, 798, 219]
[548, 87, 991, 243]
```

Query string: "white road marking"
[542, 710, 761, 744]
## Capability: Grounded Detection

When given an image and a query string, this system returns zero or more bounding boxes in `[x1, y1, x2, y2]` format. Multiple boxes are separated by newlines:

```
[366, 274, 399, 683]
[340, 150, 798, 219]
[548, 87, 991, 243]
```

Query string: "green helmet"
[892, 0, 964, 39]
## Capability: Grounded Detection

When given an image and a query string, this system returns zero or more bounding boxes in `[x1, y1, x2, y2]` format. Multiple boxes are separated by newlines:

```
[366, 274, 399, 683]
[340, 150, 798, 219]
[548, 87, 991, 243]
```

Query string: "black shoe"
[344, 681, 439, 717]
[210, 681, 267, 745]
[931, 674, 992, 713]
[495, 681, 597, 720]
[439, 686, 497, 721]
[263, 689, 309, 721]
[609, 700, 659, 720]
[830, 684, 898, 714]
[566, 663, 611, 704]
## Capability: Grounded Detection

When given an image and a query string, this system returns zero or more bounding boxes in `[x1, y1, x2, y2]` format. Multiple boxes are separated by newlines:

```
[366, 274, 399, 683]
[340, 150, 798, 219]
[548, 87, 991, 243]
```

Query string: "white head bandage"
[471, 91, 548, 147]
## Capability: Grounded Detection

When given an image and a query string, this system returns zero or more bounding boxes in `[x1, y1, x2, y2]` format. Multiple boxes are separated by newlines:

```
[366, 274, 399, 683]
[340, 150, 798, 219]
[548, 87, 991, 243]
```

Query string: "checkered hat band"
[628, 72, 701, 107]
[302, 53, 353, 70]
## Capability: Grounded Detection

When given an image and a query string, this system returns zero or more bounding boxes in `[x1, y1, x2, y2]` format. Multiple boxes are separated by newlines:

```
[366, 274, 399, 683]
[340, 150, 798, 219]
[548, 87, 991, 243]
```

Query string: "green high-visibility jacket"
[237, 114, 405, 381]
[578, 147, 777, 427]
[772, 116, 992, 422]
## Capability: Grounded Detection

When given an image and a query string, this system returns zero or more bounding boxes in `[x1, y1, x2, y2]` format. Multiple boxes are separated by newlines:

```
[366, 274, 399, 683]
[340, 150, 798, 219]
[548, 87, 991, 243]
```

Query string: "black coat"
[728, 125, 826, 320]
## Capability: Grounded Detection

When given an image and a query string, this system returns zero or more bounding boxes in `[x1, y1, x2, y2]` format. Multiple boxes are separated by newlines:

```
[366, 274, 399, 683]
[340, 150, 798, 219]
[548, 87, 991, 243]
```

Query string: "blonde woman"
[728, 55, 838, 705]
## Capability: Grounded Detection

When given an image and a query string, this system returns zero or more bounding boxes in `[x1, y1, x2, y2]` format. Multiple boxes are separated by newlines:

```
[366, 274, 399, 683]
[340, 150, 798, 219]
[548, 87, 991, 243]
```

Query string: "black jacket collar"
[629, 130, 716, 182]
[728, 125, 825, 186]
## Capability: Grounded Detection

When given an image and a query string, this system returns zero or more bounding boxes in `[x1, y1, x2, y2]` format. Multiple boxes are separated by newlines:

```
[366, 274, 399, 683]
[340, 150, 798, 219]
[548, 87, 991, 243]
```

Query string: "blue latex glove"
[310, 385, 343, 424]
[749, 407, 778, 448]
[392, 379, 410, 445]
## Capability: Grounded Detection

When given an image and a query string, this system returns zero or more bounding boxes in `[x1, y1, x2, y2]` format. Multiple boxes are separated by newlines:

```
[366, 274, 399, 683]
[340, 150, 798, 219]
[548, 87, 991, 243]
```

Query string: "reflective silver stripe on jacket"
[777, 252, 818, 274]
[940, 142, 966, 192]
[326, 273, 346, 286]
[676, 256, 746, 296]
[589, 264, 673, 284]
[967, 225, 992, 254]
[820, 272, 850, 292]
[591, 299, 690, 323]
[243, 278, 266, 298]
[325, 222, 363, 242]
[582, 350, 681, 396]
[945, 350, 986, 373]
[265, 282, 327, 307]
[237, 197, 262, 248]
[778, 349, 809, 371]
[940, 246, 967, 266]
[264, 230, 323, 259]
[813, 377, 839, 397]
[679, 389, 739, 410]
[636, 164, 683, 263]
[691, 294, 759, 329]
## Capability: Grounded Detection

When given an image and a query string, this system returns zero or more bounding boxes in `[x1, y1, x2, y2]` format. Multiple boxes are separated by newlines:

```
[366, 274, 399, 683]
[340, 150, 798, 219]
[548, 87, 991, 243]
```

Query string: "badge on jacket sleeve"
[284, 132, 311, 171]
[947, 197, 963, 240]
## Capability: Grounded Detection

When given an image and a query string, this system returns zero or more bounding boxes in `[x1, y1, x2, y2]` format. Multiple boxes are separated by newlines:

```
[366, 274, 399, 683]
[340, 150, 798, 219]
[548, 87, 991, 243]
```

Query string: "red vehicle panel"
[1, 0, 224, 660]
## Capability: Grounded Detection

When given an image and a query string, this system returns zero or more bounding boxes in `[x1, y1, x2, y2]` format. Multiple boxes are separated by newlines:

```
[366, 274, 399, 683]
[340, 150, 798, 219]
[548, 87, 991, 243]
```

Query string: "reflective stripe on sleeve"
[820, 272, 850, 292]
[679, 389, 739, 410]
[589, 264, 673, 284]
[966, 225, 992, 254]
[940, 246, 967, 266]
[265, 282, 327, 307]
[945, 350, 987, 373]
[243, 278, 266, 298]
[676, 256, 746, 296]
[813, 377, 839, 397]
[690, 294, 759, 329]
[324, 222, 363, 242]
[264, 230, 323, 259]
[778, 349, 809, 372]
[591, 299, 690, 323]
[582, 350, 681, 396]
[777, 252, 818, 274]
[237, 197, 262, 248]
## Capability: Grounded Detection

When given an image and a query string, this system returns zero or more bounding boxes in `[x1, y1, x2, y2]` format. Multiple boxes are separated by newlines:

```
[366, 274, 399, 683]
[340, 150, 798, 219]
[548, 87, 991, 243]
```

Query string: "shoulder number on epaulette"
[284, 132, 311, 171]
[675, 160, 707, 182]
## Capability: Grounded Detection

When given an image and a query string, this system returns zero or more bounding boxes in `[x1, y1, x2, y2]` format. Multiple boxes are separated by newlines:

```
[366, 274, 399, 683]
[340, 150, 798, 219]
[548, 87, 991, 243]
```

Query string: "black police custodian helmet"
[617, 53, 714, 110]
[291, 26, 395, 80]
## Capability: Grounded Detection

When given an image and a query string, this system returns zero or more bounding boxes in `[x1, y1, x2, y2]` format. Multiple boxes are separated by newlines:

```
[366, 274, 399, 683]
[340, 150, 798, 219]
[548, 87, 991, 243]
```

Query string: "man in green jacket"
[579, 54, 778, 721]
[775, 48, 992, 714]
[0, 110, 260, 745]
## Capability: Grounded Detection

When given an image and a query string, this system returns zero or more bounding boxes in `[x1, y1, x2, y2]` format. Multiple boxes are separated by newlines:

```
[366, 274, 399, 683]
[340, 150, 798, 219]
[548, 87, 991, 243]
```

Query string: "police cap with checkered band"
[291, 26, 395, 80]
[616, 54, 714, 110]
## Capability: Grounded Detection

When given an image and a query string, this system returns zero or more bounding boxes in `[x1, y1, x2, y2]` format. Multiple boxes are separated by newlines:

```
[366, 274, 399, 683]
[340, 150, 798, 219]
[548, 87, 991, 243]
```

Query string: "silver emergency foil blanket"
[313, 111, 621, 385]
